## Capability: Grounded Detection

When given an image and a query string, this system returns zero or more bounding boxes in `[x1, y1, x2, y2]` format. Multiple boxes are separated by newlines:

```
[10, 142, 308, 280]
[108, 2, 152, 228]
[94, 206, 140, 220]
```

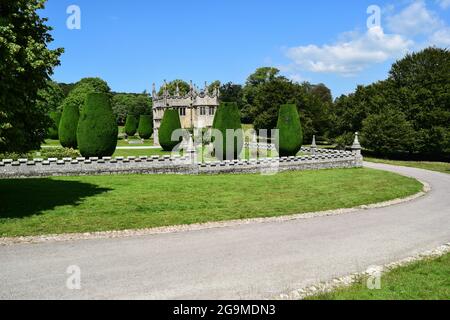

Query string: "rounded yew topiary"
[138, 115, 153, 140]
[124, 115, 138, 136]
[158, 109, 182, 151]
[212, 102, 243, 160]
[275, 104, 303, 157]
[59, 101, 79, 148]
[47, 111, 61, 140]
[77, 93, 118, 157]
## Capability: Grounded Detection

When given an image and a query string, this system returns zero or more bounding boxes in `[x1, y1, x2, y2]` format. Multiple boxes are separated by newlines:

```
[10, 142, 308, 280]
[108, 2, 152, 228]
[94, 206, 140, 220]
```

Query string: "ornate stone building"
[152, 81, 220, 146]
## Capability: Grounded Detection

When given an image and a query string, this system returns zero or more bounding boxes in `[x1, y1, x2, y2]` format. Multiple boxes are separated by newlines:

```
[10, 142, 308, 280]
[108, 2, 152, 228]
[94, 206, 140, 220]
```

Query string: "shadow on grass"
[0, 178, 111, 219]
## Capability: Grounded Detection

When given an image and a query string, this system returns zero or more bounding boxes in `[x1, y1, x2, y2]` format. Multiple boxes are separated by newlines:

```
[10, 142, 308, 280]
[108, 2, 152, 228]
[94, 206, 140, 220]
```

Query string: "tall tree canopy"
[332, 47, 450, 159]
[37, 80, 65, 112]
[60, 77, 111, 113]
[0, 0, 63, 152]
[158, 80, 190, 96]
[241, 67, 281, 124]
[245, 71, 332, 142]
[111, 93, 152, 125]
[219, 82, 247, 122]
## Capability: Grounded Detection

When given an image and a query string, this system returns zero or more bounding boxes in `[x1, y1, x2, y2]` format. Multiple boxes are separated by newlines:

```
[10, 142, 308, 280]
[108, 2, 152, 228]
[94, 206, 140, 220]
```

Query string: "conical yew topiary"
[275, 104, 303, 157]
[77, 93, 118, 157]
[138, 115, 153, 140]
[212, 102, 243, 160]
[47, 111, 61, 140]
[59, 101, 79, 148]
[158, 109, 182, 151]
[124, 115, 138, 137]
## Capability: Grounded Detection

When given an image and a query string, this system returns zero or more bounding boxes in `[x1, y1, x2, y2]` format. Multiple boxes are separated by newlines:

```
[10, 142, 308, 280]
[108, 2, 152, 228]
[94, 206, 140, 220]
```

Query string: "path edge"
[276, 242, 450, 300]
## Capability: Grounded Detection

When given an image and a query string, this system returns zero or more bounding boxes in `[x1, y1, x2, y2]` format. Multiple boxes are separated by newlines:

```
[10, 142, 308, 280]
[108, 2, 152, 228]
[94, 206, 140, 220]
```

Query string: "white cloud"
[283, 1, 450, 77]
[429, 27, 450, 46]
[285, 27, 412, 76]
[437, 0, 450, 9]
[386, 1, 444, 36]
[287, 73, 307, 83]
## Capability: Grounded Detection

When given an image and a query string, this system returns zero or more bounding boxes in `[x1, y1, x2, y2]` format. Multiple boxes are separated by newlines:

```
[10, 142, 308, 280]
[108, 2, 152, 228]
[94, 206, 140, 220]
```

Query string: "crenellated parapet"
[0, 148, 361, 179]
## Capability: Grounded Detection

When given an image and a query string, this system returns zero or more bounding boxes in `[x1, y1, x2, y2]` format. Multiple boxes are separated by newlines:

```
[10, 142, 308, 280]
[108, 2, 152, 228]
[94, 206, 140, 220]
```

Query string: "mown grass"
[308, 253, 450, 300]
[365, 157, 450, 174]
[112, 148, 172, 157]
[116, 136, 154, 147]
[0, 168, 422, 237]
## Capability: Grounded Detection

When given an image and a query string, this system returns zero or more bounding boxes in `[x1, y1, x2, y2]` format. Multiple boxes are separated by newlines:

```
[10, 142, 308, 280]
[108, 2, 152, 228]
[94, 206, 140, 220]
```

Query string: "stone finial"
[351, 132, 361, 150]
[163, 79, 168, 97]
[215, 85, 220, 97]
[351, 132, 363, 165]
[152, 83, 156, 98]
[204, 81, 208, 94]
[175, 82, 180, 96]
[311, 135, 317, 148]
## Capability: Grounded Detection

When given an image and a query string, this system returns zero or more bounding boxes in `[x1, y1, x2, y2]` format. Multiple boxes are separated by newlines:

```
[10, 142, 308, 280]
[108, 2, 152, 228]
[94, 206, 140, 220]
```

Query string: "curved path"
[0, 162, 449, 299]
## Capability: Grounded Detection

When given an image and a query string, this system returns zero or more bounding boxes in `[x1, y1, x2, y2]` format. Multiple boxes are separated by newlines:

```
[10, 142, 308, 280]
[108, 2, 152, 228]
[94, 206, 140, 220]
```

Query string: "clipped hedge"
[138, 115, 153, 140]
[59, 101, 79, 148]
[275, 104, 303, 157]
[212, 102, 243, 160]
[124, 115, 138, 136]
[47, 111, 61, 140]
[77, 93, 118, 157]
[158, 109, 182, 151]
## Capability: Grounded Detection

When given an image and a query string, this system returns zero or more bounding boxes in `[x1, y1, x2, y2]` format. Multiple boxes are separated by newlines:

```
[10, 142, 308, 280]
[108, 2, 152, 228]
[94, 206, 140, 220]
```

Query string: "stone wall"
[0, 148, 363, 179]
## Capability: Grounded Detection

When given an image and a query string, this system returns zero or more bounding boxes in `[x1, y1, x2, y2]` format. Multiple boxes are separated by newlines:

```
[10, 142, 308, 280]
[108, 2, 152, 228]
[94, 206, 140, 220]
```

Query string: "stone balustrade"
[0, 148, 362, 178]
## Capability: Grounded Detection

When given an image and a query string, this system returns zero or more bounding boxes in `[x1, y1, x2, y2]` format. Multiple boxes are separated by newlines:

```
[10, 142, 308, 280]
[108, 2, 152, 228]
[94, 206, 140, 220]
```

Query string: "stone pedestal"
[351, 132, 363, 167]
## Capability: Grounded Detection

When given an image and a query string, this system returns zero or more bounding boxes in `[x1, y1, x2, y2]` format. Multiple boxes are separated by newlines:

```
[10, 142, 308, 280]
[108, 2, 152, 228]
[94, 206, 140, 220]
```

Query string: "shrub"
[0, 147, 80, 161]
[124, 115, 138, 136]
[212, 102, 243, 160]
[158, 109, 182, 151]
[138, 115, 153, 140]
[275, 104, 303, 157]
[77, 93, 118, 157]
[59, 101, 79, 148]
[334, 132, 355, 150]
[39, 147, 81, 159]
[47, 111, 61, 140]
[361, 109, 416, 155]
[0, 151, 34, 161]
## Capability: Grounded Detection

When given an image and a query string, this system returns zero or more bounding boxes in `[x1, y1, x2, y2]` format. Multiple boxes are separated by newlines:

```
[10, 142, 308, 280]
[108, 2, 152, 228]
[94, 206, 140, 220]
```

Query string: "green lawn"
[116, 136, 154, 146]
[0, 168, 421, 237]
[309, 253, 450, 300]
[112, 148, 172, 158]
[36, 140, 285, 160]
[366, 157, 450, 174]
[42, 139, 62, 147]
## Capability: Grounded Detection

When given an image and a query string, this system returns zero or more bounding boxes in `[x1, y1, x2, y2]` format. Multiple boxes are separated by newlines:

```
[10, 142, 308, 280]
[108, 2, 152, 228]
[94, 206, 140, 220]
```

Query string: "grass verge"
[0, 168, 422, 237]
[365, 157, 450, 174]
[308, 253, 450, 300]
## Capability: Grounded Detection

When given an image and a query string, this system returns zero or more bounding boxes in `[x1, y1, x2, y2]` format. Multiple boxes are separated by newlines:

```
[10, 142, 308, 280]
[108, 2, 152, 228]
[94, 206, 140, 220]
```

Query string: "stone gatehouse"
[152, 81, 220, 146]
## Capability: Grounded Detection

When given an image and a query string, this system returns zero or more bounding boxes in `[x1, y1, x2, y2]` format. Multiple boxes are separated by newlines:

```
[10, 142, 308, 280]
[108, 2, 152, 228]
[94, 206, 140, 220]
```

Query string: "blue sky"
[42, 0, 450, 97]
